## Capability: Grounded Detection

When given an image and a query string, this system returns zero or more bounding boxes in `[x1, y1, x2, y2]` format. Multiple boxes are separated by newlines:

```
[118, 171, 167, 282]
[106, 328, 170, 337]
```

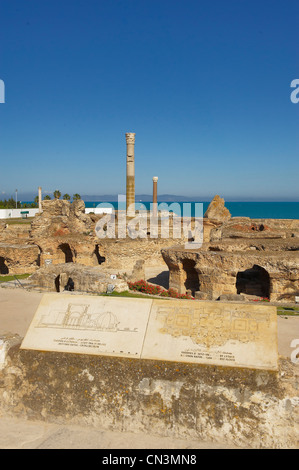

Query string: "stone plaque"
[141, 299, 278, 370]
[21, 295, 278, 370]
[21, 293, 153, 358]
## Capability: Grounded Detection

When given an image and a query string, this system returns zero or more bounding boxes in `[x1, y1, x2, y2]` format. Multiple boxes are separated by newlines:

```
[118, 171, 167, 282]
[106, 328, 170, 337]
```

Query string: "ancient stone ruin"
[0, 195, 298, 303]
[0, 197, 188, 292]
[162, 196, 299, 302]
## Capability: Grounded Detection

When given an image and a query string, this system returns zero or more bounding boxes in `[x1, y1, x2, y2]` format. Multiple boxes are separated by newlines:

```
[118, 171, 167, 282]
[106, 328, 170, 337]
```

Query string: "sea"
[84, 201, 299, 219]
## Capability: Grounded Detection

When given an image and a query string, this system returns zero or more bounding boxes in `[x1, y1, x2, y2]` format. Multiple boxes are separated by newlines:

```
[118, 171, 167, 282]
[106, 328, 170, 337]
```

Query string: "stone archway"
[54, 273, 75, 292]
[58, 243, 73, 263]
[236, 265, 270, 298]
[55, 275, 60, 292]
[182, 259, 200, 296]
[93, 245, 106, 265]
[0, 257, 9, 274]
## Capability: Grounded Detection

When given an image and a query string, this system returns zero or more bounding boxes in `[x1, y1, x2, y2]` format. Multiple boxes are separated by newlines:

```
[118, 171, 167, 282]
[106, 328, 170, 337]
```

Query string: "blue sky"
[0, 0, 298, 201]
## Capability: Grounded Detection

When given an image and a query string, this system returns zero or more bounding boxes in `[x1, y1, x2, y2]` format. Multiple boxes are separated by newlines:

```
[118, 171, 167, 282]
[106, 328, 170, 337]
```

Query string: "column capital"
[125, 132, 136, 144]
[152, 176, 158, 182]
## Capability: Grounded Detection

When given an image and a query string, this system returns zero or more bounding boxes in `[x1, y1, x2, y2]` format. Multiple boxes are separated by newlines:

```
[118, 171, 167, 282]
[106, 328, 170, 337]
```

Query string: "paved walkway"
[0, 415, 237, 449]
[1, 285, 298, 358]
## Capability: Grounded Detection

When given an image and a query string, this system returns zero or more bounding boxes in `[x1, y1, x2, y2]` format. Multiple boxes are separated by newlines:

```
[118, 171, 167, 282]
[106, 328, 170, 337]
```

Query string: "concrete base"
[0, 340, 298, 449]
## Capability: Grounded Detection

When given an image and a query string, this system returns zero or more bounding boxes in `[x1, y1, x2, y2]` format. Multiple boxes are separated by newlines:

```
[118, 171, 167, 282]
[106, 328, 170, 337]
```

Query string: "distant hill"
[14, 192, 213, 203]
[8, 192, 298, 203]
[81, 194, 213, 202]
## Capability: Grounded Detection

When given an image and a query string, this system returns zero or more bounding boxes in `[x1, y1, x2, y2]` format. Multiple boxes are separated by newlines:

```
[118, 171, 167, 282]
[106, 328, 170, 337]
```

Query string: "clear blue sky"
[0, 0, 298, 201]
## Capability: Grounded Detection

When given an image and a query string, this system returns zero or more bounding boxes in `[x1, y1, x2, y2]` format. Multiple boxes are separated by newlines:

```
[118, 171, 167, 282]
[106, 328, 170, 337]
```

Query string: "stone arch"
[236, 265, 270, 298]
[35, 245, 42, 267]
[55, 273, 75, 292]
[0, 256, 9, 274]
[64, 277, 75, 291]
[93, 245, 106, 264]
[182, 259, 200, 296]
[55, 274, 60, 292]
[58, 243, 73, 263]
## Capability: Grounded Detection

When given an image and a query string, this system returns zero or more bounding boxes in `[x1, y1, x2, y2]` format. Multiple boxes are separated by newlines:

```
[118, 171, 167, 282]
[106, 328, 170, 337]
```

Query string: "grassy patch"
[100, 290, 159, 299]
[103, 292, 299, 311]
[277, 306, 299, 316]
[2, 217, 34, 225]
[0, 273, 31, 283]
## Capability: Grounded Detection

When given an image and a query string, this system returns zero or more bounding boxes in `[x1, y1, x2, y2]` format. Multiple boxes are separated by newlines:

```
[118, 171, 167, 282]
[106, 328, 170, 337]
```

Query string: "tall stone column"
[152, 176, 158, 218]
[126, 132, 136, 217]
[38, 186, 42, 212]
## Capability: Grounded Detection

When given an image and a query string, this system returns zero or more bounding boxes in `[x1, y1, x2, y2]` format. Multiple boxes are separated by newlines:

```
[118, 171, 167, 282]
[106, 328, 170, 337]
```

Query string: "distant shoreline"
[17, 200, 299, 220]
[13, 193, 299, 204]
[85, 201, 299, 220]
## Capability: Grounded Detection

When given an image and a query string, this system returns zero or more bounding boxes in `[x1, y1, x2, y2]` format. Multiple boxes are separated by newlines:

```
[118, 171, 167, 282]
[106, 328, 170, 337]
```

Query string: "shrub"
[128, 280, 193, 300]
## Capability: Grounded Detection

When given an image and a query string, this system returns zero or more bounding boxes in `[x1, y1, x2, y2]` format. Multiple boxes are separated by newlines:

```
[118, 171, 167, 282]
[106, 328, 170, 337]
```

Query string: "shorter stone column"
[152, 176, 158, 218]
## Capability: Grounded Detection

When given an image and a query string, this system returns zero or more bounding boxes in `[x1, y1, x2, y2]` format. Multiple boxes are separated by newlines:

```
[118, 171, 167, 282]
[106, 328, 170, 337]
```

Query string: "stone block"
[194, 291, 209, 300]
[21, 294, 278, 371]
[219, 293, 246, 301]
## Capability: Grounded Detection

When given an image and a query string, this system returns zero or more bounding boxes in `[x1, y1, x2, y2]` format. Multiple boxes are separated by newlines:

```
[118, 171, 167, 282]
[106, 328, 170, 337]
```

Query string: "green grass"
[100, 290, 159, 299]
[104, 291, 299, 312]
[0, 273, 31, 283]
[121, 292, 299, 313]
[1, 217, 34, 225]
[277, 306, 299, 316]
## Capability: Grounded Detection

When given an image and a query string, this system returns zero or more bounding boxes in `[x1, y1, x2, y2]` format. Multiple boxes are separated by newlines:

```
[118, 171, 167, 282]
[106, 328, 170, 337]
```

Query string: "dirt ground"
[0, 415, 238, 449]
[0, 283, 298, 449]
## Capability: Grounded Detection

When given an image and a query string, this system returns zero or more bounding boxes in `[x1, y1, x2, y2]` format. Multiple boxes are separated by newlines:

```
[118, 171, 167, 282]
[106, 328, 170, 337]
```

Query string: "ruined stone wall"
[0, 340, 298, 448]
[29, 263, 128, 293]
[0, 196, 297, 298]
[0, 243, 39, 275]
[0, 198, 213, 276]
[35, 236, 186, 272]
[0, 224, 31, 243]
[30, 199, 93, 239]
[101, 238, 186, 270]
[37, 237, 102, 268]
[28, 199, 190, 271]
[211, 217, 299, 242]
[162, 247, 299, 302]
[162, 198, 299, 303]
